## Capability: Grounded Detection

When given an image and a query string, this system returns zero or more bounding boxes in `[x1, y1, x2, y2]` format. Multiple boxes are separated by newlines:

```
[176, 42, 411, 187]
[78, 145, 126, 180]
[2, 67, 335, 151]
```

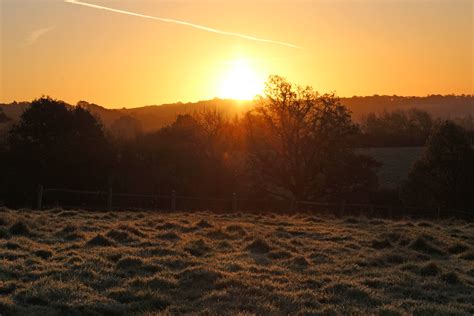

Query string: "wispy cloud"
[64, 0, 301, 49]
[25, 25, 55, 46]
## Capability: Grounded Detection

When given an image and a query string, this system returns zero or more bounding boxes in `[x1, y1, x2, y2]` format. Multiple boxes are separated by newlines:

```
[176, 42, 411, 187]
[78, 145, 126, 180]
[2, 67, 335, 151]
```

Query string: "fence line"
[44, 188, 107, 195]
[37, 185, 473, 219]
[113, 193, 171, 199]
[296, 200, 473, 218]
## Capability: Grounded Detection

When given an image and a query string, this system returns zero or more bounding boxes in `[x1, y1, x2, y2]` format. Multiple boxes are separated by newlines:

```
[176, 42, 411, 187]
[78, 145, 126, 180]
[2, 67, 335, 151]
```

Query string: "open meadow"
[0, 208, 473, 315]
[357, 147, 423, 189]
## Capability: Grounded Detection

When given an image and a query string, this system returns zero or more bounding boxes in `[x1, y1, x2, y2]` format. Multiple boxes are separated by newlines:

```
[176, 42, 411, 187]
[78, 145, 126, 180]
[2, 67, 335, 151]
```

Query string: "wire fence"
[37, 186, 474, 220]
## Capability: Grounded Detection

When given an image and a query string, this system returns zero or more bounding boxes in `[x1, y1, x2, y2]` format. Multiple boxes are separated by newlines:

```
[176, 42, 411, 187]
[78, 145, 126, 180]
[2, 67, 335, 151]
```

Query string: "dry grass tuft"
[217, 241, 232, 250]
[106, 229, 137, 243]
[372, 238, 392, 249]
[5, 241, 20, 250]
[323, 282, 378, 306]
[419, 262, 440, 276]
[245, 238, 272, 254]
[305, 216, 323, 223]
[344, 217, 360, 224]
[195, 219, 213, 228]
[440, 272, 461, 285]
[157, 232, 180, 241]
[0, 217, 9, 226]
[9, 221, 30, 236]
[369, 219, 385, 225]
[185, 239, 211, 257]
[57, 224, 77, 234]
[205, 229, 231, 240]
[268, 250, 293, 260]
[117, 224, 147, 237]
[0, 227, 10, 239]
[448, 243, 469, 254]
[33, 249, 53, 260]
[116, 256, 144, 270]
[157, 222, 181, 231]
[459, 251, 474, 260]
[290, 256, 310, 269]
[225, 224, 247, 235]
[409, 236, 445, 256]
[417, 222, 433, 227]
[56, 210, 78, 217]
[141, 276, 176, 291]
[56, 224, 84, 241]
[178, 267, 221, 291]
[86, 234, 115, 247]
[14, 278, 110, 307]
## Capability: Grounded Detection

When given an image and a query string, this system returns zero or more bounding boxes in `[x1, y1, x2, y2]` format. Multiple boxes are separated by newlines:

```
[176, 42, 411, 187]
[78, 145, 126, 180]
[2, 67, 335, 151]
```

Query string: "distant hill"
[0, 99, 252, 133]
[341, 95, 474, 121]
[1, 95, 472, 133]
[116, 99, 252, 132]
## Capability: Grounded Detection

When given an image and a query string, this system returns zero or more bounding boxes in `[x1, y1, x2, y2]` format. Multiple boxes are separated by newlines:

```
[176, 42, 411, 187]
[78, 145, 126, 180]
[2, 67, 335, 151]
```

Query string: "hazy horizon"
[2, 93, 474, 111]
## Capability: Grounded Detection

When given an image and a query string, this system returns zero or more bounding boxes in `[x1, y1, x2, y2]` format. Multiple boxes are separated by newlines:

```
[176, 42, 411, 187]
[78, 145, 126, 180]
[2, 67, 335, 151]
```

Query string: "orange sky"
[1, 0, 473, 108]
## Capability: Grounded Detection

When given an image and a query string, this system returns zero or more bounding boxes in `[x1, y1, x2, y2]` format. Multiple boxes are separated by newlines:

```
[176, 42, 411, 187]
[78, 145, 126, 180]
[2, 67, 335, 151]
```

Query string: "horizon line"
[2, 94, 473, 110]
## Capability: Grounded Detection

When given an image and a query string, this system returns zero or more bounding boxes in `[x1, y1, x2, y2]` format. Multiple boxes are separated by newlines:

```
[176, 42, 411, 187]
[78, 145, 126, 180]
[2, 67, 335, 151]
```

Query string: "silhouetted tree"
[246, 75, 378, 201]
[0, 108, 10, 124]
[401, 121, 474, 211]
[5, 97, 112, 206]
[193, 109, 239, 193]
[113, 113, 237, 198]
[359, 109, 434, 146]
[0, 123, 8, 203]
[110, 115, 143, 140]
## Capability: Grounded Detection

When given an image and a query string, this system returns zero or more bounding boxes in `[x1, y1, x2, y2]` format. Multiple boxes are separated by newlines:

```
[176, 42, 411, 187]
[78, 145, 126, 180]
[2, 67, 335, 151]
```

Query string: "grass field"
[0, 208, 473, 315]
[357, 147, 423, 188]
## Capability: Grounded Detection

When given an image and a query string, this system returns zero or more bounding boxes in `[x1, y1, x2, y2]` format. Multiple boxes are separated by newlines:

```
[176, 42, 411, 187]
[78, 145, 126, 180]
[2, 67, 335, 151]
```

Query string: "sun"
[217, 59, 264, 100]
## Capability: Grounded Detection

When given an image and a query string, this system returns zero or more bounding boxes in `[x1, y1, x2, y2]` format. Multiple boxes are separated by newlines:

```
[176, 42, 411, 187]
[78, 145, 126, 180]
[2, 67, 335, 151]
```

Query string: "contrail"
[64, 0, 301, 49]
[25, 25, 55, 46]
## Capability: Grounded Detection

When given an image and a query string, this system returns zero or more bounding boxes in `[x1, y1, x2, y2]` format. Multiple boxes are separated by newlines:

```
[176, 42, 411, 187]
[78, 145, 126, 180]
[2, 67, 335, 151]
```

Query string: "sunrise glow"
[1, 0, 472, 106]
[217, 59, 264, 100]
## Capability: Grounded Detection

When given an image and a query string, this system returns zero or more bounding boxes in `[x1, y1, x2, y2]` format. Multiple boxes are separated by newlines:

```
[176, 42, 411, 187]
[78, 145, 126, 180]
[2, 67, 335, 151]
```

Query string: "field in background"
[358, 147, 423, 188]
[0, 208, 473, 315]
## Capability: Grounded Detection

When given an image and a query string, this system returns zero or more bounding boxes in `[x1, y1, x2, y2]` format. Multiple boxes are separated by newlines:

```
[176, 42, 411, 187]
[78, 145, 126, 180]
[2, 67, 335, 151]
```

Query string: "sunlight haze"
[1, 0, 473, 108]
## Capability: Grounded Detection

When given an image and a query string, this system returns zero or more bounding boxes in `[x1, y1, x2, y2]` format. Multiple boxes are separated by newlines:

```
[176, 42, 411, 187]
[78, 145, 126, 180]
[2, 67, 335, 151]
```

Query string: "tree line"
[0, 76, 472, 214]
[356, 109, 474, 147]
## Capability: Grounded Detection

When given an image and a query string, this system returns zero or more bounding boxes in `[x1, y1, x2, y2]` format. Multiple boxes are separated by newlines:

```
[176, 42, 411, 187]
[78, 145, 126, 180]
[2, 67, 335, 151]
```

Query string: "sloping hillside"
[1, 95, 472, 133]
[0, 99, 252, 132]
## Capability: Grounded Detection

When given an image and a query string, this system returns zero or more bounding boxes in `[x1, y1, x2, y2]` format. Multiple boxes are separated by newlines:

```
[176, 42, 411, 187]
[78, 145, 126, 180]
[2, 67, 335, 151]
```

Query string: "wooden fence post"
[290, 199, 296, 213]
[171, 190, 176, 211]
[107, 188, 113, 211]
[437, 206, 441, 219]
[37, 185, 43, 210]
[232, 193, 237, 212]
[341, 201, 346, 217]
[155, 192, 160, 210]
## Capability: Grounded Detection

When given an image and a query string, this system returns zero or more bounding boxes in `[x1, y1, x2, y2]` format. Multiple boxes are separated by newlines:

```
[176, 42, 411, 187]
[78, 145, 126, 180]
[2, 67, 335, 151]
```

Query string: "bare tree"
[246, 75, 377, 200]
